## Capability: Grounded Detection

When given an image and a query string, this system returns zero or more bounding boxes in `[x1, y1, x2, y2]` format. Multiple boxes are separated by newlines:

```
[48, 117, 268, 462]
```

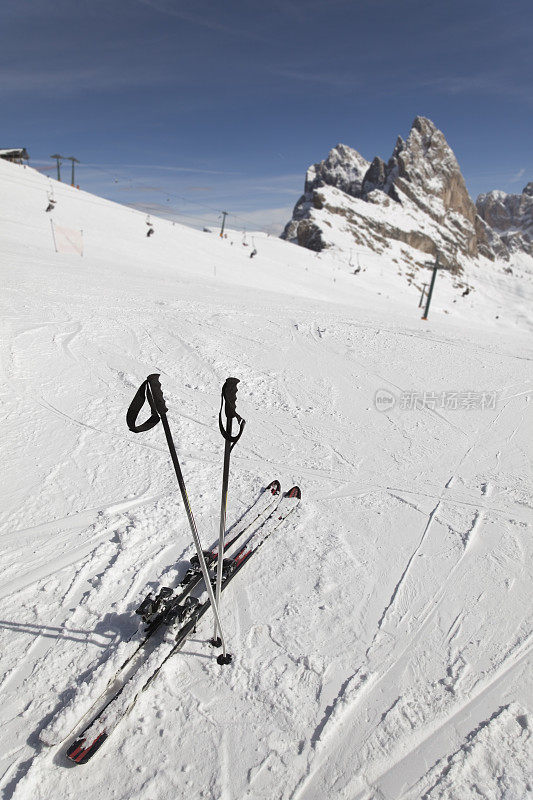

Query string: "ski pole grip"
[221, 377, 239, 419]
[219, 377, 245, 445]
[126, 375, 164, 433]
[147, 373, 168, 416]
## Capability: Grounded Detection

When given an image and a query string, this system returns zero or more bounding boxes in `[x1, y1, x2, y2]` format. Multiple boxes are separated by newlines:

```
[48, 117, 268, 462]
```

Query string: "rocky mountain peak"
[403, 116, 457, 176]
[304, 143, 370, 199]
[361, 156, 388, 195]
[476, 183, 533, 256]
[282, 116, 519, 265]
[368, 116, 478, 236]
[391, 134, 405, 157]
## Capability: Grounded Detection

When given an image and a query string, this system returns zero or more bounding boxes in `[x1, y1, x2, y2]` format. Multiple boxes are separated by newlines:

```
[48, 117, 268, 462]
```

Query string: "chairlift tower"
[50, 154, 63, 182]
[65, 156, 80, 186]
[421, 252, 450, 320]
[219, 211, 228, 238]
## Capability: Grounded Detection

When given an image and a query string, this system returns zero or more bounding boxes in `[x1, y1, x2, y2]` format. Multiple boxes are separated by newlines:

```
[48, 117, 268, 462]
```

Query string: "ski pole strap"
[126, 374, 167, 433]
[218, 377, 245, 446]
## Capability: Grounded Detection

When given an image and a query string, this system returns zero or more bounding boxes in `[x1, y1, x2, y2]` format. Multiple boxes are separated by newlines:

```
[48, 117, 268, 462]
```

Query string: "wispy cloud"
[115, 185, 165, 193]
[73, 162, 300, 235]
[464, 167, 532, 195]
[269, 0, 382, 21]
[135, 0, 268, 42]
[85, 166, 300, 235]
[83, 162, 238, 176]
[268, 66, 361, 90]
[0, 65, 173, 96]
[417, 72, 533, 105]
[509, 168, 525, 184]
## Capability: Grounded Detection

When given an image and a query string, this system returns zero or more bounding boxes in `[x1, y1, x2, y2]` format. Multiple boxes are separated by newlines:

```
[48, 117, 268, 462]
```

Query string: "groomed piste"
[0, 158, 532, 800]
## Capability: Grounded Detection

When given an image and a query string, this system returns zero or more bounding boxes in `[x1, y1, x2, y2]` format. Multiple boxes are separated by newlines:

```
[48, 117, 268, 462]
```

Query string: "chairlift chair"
[45, 189, 56, 213]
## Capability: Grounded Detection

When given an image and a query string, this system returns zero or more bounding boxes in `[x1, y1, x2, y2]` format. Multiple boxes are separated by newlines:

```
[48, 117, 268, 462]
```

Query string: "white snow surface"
[0, 160, 532, 800]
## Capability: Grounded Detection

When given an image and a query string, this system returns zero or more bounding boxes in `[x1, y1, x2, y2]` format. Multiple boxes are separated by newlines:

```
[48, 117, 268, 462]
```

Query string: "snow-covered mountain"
[1, 157, 532, 800]
[282, 117, 529, 272]
[477, 182, 533, 256]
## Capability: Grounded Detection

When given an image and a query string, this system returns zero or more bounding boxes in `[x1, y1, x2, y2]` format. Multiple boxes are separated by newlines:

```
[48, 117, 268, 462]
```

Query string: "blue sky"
[1, 0, 531, 233]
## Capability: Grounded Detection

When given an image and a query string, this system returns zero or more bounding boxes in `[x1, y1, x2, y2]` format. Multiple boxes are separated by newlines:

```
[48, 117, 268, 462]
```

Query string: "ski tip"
[267, 479, 281, 495]
[66, 732, 107, 764]
[286, 486, 301, 500]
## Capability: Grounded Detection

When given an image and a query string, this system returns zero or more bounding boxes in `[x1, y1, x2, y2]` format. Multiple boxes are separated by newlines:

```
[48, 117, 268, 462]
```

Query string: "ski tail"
[267, 479, 282, 496]
[67, 732, 108, 764]
[226, 486, 301, 568]
[221, 479, 281, 550]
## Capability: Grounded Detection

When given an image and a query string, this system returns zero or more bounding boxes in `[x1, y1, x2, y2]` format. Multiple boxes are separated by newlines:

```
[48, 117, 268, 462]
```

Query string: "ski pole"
[126, 374, 232, 665]
[211, 378, 246, 646]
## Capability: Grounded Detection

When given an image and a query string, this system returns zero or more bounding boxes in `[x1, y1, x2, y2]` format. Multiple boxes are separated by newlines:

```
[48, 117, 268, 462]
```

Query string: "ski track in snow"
[287, 390, 532, 800]
[0, 159, 532, 799]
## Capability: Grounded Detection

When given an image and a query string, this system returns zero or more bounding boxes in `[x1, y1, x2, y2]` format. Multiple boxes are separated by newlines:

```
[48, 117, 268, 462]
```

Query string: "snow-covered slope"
[1, 159, 532, 800]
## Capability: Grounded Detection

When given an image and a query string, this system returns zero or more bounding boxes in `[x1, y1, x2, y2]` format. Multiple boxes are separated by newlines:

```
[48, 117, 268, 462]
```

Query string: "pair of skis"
[63, 481, 300, 763]
[46, 373, 300, 763]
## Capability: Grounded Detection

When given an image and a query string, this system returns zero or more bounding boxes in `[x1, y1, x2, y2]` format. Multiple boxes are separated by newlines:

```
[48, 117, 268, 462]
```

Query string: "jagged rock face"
[282, 144, 369, 244]
[282, 116, 517, 265]
[293, 220, 326, 252]
[361, 157, 387, 195]
[390, 118, 476, 219]
[476, 184, 533, 255]
[362, 117, 488, 258]
[304, 143, 370, 198]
